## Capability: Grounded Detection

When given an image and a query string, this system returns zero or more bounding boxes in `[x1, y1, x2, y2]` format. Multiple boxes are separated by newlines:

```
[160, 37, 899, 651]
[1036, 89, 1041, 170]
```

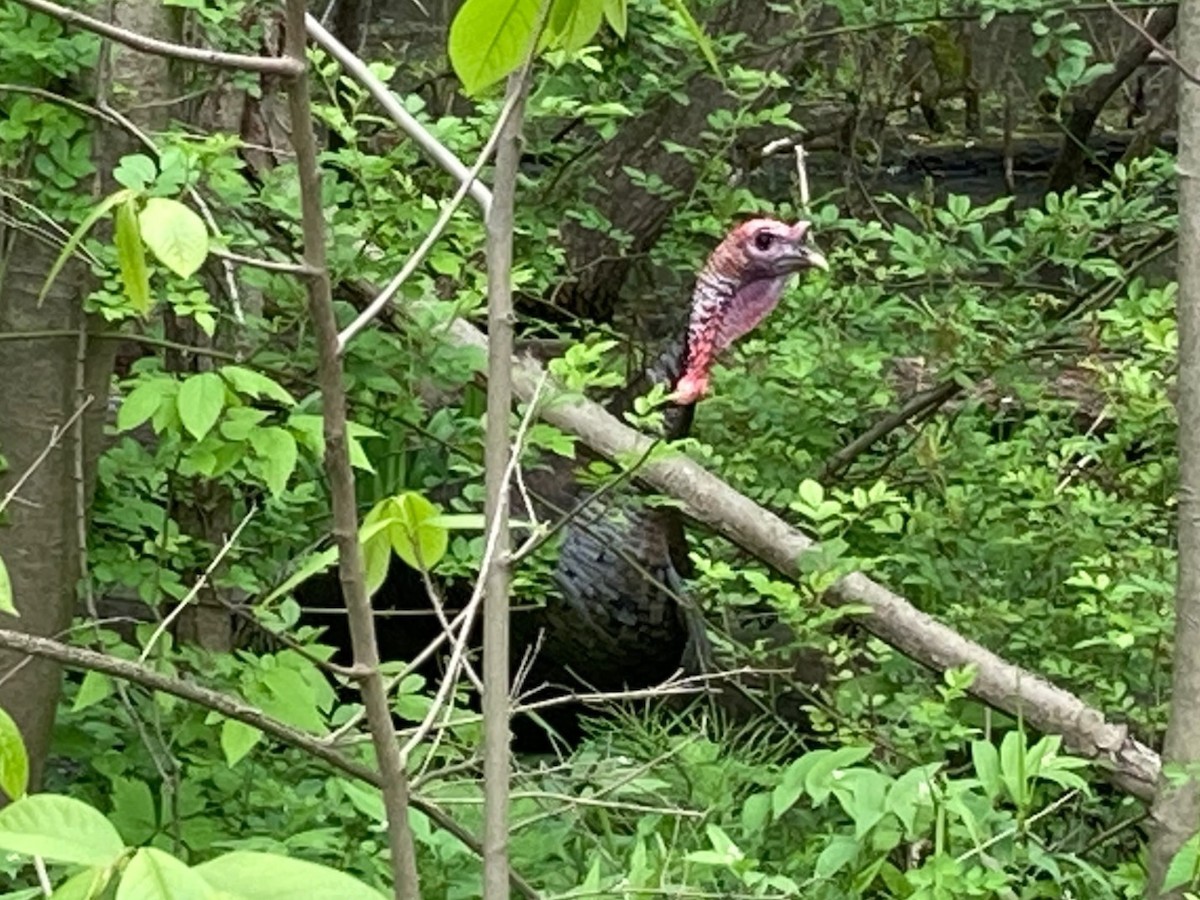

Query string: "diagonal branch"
[10, 0, 302, 76]
[0, 628, 540, 900]
[441, 315, 1162, 802]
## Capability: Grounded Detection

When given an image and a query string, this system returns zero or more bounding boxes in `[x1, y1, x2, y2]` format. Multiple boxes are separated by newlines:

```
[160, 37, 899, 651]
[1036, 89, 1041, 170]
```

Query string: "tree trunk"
[0, 248, 114, 792]
[1147, 2, 1200, 895]
[1046, 5, 1178, 193]
[0, 0, 177, 791]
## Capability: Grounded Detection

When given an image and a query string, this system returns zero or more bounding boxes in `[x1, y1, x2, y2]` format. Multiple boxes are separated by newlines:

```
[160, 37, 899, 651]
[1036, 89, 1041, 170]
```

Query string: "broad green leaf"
[220, 719, 262, 768]
[361, 501, 397, 596]
[262, 547, 338, 605]
[662, 0, 720, 80]
[971, 739, 1001, 799]
[115, 197, 152, 315]
[249, 427, 298, 497]
[546, 0, 605, 51]
[0, 554, 14, 617]
[109, 778, 157, 846]
[0, 794, 125, 866]
[448, 0, 541, 96]
[195, 851, 388, 900]
[1164, 832, 1200, 892]
[0, 707, 29, 801]
[72, 671, 114, 712]
[602, 0, 626, 37]
[388, 492, 449, 571]
[220, 366, 296, 406]
[259, 666, 323, 732]
[805, 746, 874, 806]
[48, 866, 112, 900]
[177, 372, 226, 440]
[117, 847, 213, 900]
[137, 197, 208, 279]
[38, 188, 134, 306]
[814, 834, 860, 879]
[112, 154, 157, 191]
[118, 380, 175, 432]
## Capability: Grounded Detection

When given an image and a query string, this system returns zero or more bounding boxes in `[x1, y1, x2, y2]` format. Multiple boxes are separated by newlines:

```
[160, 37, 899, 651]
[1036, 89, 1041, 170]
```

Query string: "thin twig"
[137, 506, 257, 663]
[281, 0, 419, 895]
[10, 0, 302, 76]
[1107, 0, 1200, 87]
[0, 399, 93, 515]
[334, 85, 524, 354]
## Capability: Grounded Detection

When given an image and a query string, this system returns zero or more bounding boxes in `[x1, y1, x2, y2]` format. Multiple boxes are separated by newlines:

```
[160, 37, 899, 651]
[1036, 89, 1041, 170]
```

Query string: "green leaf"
[138, 197, 209, 279]
[814, 834, 860, 879]
[220, 719, 262, 768]
[118, 380, 175, 432]
[0, 707, 29, 801]
[195, 851, 388, 900]
[47, 866, 113, 900]
[662, 0, 720, 80]
[805, 746, 874, 806]
[0, 794, 125, 866]
[220, 366, 296, 406]
[109, 778, 157, 846]
[0, 554, 14, 617]
[262, 547, 338, 606]
[602, 0, 626, 37]
[115, 197, 152, 316]
[72, 671, 114, 712]
[117, 847, 213, 900]
[971, 740, 1002, 799]
[546, 0, 605, 51]
[177, 372, 226, 440]
[360, 501, 396, 596]
[448, 0, 541, 96]
[249, 427, 298, 497]
[112, 154, 157, 191]
[1164, 832, 1200, 892]
[388, 492, 449, 571]
[38, 188, 135, 306]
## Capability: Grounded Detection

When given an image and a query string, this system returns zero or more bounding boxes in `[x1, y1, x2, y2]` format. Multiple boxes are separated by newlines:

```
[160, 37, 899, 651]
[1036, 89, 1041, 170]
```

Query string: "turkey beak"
[800, 244, 828, 272]
[786, 221, 828, 273]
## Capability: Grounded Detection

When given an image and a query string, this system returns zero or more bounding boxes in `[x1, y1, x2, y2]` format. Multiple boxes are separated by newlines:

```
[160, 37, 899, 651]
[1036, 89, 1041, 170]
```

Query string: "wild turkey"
[515, 218, 828, 693]
[291, 218, 827, 720]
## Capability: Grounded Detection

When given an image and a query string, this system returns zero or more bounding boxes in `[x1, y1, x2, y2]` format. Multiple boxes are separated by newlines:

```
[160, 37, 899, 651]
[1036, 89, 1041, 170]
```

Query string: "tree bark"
[1047, 5, 1178, 193]
[1147, 1, 1200, 894]
[0, 0, 177, 791]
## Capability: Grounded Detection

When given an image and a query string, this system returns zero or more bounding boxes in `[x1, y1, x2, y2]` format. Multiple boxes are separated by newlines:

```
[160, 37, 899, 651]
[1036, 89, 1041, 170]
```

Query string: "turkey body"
[516, 334, 702, 693]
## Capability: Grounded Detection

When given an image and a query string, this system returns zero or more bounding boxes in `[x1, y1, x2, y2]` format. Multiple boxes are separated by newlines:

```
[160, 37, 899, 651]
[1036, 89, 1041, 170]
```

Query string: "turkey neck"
[609, 268, 739, 442]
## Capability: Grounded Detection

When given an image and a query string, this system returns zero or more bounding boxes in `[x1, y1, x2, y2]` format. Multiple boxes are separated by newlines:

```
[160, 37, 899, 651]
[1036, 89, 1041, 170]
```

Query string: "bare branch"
[0, 628, 540, 900]
[10, 0, 302, 76]
[440, 315, 1163, 802]
[279, 0, 418, 895]
[483, 65, 534, 899]
[1108, 0, 1200, 87]
[0, 399, 92, 516]
[304, 14, 492, 214]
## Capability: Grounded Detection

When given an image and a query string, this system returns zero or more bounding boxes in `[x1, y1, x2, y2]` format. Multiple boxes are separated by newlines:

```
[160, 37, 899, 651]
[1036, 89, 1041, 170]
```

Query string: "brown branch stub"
[11, 0, 303, 76]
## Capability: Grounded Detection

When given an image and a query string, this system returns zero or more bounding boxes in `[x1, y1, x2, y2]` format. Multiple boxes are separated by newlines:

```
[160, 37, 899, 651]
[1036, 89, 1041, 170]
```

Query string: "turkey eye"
[754, 231, 775, 251]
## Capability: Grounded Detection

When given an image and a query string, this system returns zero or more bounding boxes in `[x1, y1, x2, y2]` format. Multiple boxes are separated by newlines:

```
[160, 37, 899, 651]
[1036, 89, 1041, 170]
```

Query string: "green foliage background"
[0, 0, 1186, 896]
